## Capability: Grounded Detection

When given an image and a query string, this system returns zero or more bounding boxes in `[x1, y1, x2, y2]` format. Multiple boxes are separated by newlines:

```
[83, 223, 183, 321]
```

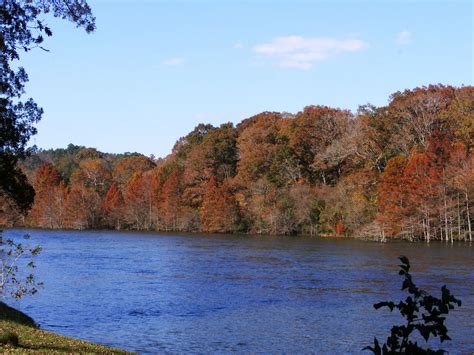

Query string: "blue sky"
[20, 0, 473, 158]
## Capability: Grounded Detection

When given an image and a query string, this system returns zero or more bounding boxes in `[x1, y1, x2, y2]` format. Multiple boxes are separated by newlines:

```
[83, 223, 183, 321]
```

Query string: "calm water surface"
[4, 229, 474, 353]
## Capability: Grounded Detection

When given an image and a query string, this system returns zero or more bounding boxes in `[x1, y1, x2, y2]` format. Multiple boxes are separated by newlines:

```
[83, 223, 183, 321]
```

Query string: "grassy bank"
[0, 302, 130, 354]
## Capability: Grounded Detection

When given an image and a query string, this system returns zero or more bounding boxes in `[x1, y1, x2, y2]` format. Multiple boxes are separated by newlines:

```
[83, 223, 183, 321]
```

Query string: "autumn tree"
[200, 176, 239, 233]
[290, 106, 352, 184]
[447, 143, 473, 241]
[235, 112, 283, 185]
[353, 107, 391, 172]
[103, 182, 124, 230]
[403, 151, 441, 242]
[317, 169, 377, 237]
[123, 172, 154, 230]
[259, 184, 316, 236]
[181, 145, 211, 209]
[377, 156, 410, 239]
[242, 178, 281, 234]
[29, 163, 67, 228]
[440, 86, 474, 152]
[74, 158, 112, 197]
[76, 147, 102, 161]
[112, 155, 155, 190]
[159, 167, 183, 231]
[180, 123, 238, 210]
[65, 180, 102, 229]
[376, 132, 467, 242]
[372, 86, 456, 160]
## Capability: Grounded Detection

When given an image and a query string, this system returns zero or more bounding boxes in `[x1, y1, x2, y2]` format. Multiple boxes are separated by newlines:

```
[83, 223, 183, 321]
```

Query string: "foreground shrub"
[364, 256, 462, 354]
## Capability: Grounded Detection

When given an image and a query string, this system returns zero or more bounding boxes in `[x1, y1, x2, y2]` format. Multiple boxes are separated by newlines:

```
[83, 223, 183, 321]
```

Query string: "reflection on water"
[4, 229, 474, 353]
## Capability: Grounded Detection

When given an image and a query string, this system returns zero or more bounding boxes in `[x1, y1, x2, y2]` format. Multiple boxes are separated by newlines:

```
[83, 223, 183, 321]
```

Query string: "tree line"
[2, 85, 472, 241]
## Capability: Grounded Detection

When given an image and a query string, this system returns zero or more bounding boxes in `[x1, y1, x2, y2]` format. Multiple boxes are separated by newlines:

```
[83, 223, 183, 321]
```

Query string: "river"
[3, 229, 473, 353]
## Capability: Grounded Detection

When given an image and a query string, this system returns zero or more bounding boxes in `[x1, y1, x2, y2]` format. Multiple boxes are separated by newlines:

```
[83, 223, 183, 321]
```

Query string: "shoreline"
[5, 226, 474, 244]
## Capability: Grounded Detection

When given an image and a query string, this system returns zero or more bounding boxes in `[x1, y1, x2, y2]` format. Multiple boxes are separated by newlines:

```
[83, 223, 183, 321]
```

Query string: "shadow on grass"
[0, 302, 37, 328]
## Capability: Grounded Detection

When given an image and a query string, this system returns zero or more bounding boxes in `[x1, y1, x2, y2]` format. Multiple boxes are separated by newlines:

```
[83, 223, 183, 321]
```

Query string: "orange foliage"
[200, 176, 239, 233]
[123, 172, 153, 230]
[30, 164, 67, 228]
[14, 85, 473, 240]
[335, 221, 345, 235]
[159, 167, 183, 231]
[103, 182, 124, 229]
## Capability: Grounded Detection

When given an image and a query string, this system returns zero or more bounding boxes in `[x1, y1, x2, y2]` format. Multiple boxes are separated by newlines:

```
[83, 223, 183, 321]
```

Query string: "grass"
[0, 302, 131, 354]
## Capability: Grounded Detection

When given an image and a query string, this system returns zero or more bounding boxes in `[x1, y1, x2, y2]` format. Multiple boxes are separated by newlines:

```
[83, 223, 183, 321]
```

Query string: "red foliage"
[14, 85, 473, 240]
[34, 163, 62, 190]
[159, 167, 183, 231]
[335, 221, 345, 235]
[200, 176, 239, 233]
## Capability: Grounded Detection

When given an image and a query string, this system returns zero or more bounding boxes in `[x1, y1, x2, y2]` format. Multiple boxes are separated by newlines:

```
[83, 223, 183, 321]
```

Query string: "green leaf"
[398, 256, 410, 268]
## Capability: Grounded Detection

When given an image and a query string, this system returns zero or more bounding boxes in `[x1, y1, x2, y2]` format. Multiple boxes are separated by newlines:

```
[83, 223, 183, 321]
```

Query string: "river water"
[3, 229, 473, 353]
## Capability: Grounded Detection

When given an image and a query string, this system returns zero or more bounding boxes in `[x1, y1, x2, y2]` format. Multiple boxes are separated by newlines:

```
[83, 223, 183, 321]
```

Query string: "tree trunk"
[457, 194, 462, 241]
[422, 219, 427, 241]
[444, 196, 449, 242]
[426, 224, 430, 243]
[449, 216, 453, 244]
[466, 192, 472, 242]
[424, 212, 430, 243]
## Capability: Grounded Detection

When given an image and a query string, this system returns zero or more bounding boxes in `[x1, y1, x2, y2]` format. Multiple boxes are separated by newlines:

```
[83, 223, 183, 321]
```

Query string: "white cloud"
[233, 42, 244, 49]
[162, 57, 185, 66]
[396, 30, 412, 45]
[252, 35, 369, 70]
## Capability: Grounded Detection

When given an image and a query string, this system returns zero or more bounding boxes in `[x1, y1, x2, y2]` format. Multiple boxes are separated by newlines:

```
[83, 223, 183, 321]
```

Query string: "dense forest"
[2, 85, 473, 241]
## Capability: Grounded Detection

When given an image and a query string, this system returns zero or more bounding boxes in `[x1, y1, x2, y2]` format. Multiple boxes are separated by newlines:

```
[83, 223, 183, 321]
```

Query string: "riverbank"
[9, 225, 474, 244]
[0, 302, 129, 354]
